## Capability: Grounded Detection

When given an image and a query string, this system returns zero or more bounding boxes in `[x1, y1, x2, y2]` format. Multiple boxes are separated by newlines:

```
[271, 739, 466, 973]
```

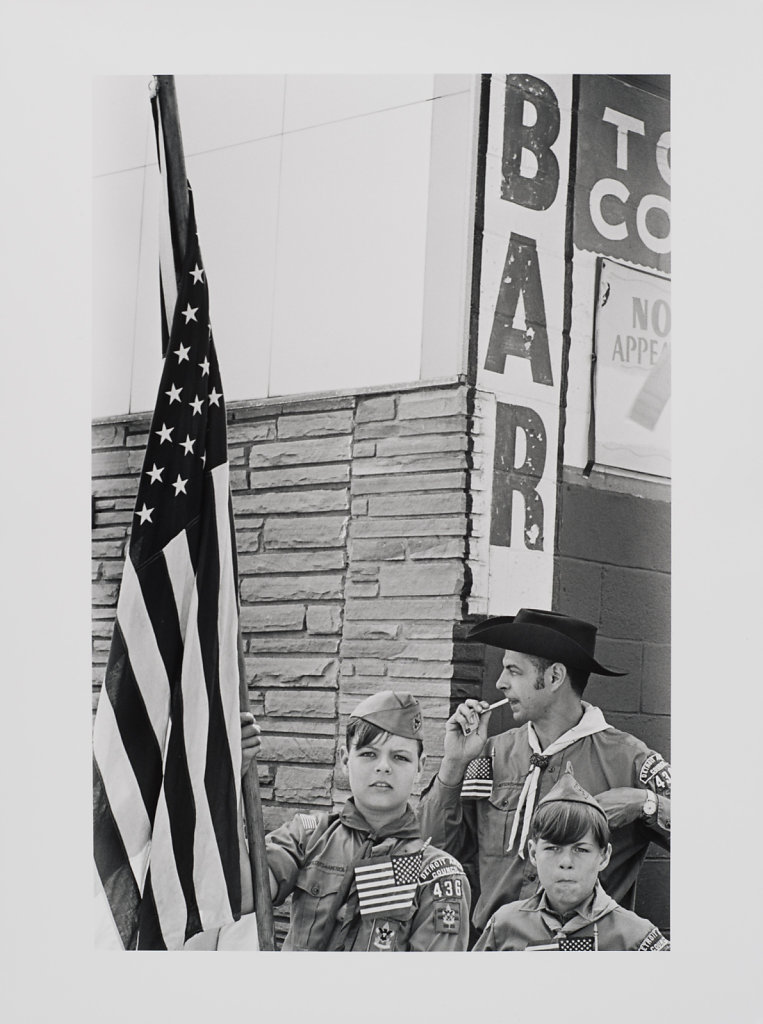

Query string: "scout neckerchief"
[507, 703, 609, 858]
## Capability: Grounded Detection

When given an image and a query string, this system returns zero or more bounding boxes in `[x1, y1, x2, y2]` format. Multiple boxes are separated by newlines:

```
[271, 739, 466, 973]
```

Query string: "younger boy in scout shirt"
[473, 765, 669, 951]
[245, 691, 471, 951]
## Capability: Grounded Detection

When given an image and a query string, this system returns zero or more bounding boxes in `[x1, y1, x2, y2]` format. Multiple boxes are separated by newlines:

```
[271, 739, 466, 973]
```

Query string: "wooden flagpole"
[155, 74, 276, 951]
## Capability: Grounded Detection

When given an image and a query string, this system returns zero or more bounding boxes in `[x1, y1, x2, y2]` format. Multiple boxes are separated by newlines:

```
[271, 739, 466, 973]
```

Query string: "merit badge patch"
[434, 903, 461, 934]
[373, 923, 396, 951]
[297, 814, 319, 831]
[639, 754, 671, 792]
[638, 928, 670, 951]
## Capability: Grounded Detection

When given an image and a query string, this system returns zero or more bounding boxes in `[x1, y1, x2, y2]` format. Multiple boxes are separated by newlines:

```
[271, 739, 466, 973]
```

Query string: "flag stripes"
[93, 161, 244, 947]
[460, 756, 494, 799]
[355, 852, 423, 916]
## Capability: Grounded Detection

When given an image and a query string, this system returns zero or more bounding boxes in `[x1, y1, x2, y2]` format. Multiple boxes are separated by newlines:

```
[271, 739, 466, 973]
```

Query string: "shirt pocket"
[479, 781, 525, 856]
[289, 863, 346, 950]
[360, 904, 417, 952]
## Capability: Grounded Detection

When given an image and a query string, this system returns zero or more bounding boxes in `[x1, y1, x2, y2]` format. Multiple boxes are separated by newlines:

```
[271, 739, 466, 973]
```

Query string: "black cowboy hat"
[466, 608, 626, 677]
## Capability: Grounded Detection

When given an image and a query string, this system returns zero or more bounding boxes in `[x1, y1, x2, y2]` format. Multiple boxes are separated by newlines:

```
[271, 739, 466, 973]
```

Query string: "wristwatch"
[642, 790, 658, 819]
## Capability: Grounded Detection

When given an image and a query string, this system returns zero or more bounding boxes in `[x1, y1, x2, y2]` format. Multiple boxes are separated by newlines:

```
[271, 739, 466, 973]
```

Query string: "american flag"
[355, 851, 424, 917]
[92, 98, 243, 950]
[558, 936, 596, 950]
[461, 756, 493, 799]
[526, 933, 597, 951]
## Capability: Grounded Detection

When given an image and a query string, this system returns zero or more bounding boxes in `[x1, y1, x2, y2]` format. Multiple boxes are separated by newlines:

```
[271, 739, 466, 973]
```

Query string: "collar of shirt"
[339, 798, 421, 842]
[529, 881, 618, 933]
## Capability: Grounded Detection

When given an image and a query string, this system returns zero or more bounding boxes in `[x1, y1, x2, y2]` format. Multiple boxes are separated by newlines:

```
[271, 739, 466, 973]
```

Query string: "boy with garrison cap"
[473, 765, 670, 951]
[418, 609, 671, 940]
[241, 691, 471, 951]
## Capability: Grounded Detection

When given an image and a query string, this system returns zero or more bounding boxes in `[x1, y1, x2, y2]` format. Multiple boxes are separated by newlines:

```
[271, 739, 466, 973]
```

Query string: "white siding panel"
[283, 75, 435, 133]
[269, 102, 432, 396]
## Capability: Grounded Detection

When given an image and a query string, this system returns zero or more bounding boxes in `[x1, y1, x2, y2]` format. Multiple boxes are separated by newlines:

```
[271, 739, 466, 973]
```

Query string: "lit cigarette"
[480, 697, 509, 715]
[462, 697, 509, 734]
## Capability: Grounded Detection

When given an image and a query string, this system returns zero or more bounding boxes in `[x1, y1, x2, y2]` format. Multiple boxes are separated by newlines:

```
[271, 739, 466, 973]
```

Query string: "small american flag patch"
[355, 851, 423, 917]
[461, 757, 493, 799]
[558, 936, 596, 951]
[297, 814, 319, 831]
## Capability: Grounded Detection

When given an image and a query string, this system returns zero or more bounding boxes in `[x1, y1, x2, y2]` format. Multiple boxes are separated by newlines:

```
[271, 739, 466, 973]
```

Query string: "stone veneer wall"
[92, 379, 472, 944]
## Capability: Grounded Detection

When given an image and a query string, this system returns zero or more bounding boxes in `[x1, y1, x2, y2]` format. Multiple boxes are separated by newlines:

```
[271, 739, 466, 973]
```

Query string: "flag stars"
[136, 503, 154, 524]
[156, 424, 173, 444]
[199, 357, 210, 377]
[174, 342, 191, 363]
[147, 464, 164, 484]
[180, 435, 196, 456]
[189, 395, 204, 415]
[182, 303, 199, 324]
[165, 383, 182, 404]
[190, 264, 205, 284]
[208, 387, 222, 406]
[172, 475, 188, 496]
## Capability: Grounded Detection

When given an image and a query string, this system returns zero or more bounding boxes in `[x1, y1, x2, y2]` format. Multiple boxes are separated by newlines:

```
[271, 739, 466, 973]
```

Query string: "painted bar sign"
[574, 76, 670, 274]
[593, 259, 670, 477]
[472, 74, 571, 615]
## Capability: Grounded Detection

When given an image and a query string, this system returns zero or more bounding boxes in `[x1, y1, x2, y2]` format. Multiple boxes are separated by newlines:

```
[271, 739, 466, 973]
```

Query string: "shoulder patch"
[419, 853, 463, 883]
[638, 927, 670, 951]
[639, 753, 671, 791]
[297, 813, 319, 831]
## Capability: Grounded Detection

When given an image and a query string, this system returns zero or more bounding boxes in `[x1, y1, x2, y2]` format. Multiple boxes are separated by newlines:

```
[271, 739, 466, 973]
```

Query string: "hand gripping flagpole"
[155, 74, 276, 951]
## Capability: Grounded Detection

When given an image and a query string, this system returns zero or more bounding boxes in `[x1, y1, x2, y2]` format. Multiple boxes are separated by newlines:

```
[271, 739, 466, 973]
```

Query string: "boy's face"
[341, 733, 424, 823]
[528, 828, 612, 915]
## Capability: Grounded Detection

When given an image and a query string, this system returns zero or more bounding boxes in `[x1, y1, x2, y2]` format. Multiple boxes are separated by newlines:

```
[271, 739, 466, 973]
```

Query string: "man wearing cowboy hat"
[418, 608, 671, 940]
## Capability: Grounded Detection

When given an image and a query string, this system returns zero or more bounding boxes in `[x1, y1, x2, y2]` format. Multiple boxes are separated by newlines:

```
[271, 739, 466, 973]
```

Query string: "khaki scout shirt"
[418, 714, 670, 933]
[473, 881, 670, 951]
[266, 798, 471, 951]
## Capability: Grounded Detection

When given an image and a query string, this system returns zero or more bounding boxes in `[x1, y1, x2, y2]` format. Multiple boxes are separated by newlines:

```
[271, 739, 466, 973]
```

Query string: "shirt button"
[311, 885, 320, 895]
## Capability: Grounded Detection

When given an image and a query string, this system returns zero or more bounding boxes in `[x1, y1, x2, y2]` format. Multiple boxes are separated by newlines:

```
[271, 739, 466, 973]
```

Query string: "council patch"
[638, 927, 670, 951]
[418, 854, 462, 883]
[639, 754, 671, 791]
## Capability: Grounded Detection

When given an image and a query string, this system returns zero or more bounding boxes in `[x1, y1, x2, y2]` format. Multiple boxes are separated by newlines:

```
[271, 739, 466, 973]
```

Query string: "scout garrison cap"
[350, 691, 423, 740]
[538, 762, 607, 819]
[466, 608, 626, 677]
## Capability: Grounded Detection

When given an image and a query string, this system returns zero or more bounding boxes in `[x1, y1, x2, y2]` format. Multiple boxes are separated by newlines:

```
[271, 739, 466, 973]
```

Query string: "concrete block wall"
[554, 474, 671, 932]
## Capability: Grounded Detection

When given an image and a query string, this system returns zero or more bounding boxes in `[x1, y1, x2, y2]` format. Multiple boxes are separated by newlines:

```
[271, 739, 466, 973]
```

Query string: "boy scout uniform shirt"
[265, 798, 471, 951]
[418, 714, 670, 932]
[473, 881, 670, 951]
